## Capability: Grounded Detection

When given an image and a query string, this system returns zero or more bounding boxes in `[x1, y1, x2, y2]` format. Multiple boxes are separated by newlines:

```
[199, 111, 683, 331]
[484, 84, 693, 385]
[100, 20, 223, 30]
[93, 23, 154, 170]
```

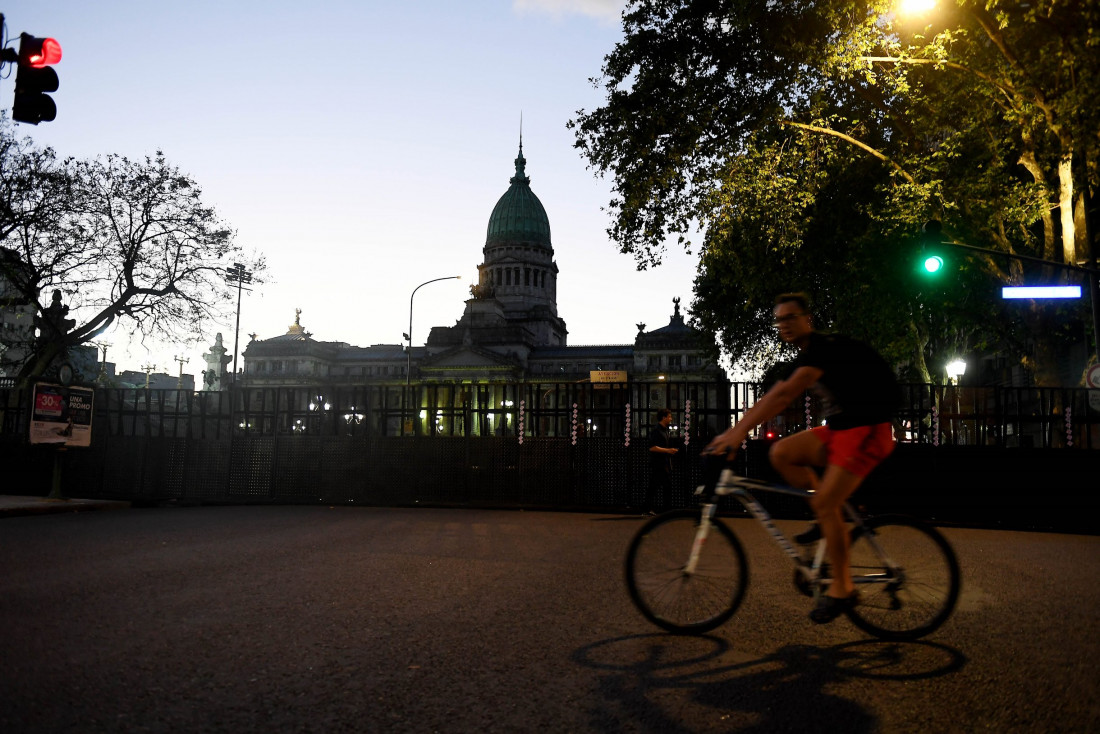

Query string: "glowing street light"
[946, 359, 966, 384]
[898, 0, 937, 15]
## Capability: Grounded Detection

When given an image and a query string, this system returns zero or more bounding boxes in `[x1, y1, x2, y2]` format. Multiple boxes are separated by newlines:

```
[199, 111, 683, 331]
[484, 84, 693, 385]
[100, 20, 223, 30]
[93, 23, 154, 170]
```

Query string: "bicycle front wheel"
[625, 509, 749, 634]
[845, 515, 960, 641]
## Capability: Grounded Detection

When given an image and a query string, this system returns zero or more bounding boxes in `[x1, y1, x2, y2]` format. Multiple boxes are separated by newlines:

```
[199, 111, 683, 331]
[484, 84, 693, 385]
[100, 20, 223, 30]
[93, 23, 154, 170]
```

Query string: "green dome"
[486, 144, 551, 248]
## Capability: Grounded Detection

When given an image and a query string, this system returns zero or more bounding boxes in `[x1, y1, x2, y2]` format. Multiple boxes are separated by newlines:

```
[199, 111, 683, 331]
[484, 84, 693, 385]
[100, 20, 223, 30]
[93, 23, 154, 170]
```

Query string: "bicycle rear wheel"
[625, 509, 749, 634]
[845, 515, 960, 641]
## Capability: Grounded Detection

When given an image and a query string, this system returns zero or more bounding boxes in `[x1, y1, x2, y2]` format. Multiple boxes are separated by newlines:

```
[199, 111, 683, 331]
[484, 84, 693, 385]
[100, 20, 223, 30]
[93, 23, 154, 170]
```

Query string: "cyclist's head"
[773, 292, 814, 346]
[775, 292, 811, 314]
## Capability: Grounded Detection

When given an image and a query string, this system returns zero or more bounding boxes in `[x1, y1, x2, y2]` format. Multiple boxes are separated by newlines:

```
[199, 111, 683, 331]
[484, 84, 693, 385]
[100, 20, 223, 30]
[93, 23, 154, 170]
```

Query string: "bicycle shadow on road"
[571, 634, 967, 732]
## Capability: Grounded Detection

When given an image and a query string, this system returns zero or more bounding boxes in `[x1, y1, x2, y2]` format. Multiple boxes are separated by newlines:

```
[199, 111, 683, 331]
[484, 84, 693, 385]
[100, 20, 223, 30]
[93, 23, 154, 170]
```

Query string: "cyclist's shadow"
[572, 635, 967, 732]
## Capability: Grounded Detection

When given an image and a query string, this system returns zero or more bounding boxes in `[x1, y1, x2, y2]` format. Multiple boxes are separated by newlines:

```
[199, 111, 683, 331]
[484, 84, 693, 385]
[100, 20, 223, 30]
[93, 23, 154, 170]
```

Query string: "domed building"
[241, 141, 724, 388]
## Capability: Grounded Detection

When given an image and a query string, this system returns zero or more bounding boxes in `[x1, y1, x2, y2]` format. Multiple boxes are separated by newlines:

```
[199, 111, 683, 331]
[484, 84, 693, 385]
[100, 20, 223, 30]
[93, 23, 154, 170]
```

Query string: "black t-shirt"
[790, 332, 899, 430]
[649, 424, 673, 473]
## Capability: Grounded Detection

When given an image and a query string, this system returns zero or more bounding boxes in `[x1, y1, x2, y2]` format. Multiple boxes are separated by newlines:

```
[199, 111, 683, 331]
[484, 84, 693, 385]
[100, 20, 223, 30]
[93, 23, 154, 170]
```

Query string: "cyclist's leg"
[768, 430, 828, 490]
[811, 464, 865, 598]
[812, 423, 896, 600]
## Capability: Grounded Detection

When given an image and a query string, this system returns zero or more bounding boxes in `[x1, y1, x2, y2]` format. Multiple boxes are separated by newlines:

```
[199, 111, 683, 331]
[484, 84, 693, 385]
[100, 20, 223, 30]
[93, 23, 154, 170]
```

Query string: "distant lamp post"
[407, 275, 461, 386]
[93, 341, 110, 384]
[174, 355, 189, 390]
[944, 358, 967, 445]
[141, 364, 156, 389]
[946, 359, 966, 385]
[224, 262, 253, 384]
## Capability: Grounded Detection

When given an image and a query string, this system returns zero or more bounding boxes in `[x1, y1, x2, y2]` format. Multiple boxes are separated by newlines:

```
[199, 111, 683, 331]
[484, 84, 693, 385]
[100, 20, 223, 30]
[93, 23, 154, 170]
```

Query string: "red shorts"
[811, 423, 895, 478]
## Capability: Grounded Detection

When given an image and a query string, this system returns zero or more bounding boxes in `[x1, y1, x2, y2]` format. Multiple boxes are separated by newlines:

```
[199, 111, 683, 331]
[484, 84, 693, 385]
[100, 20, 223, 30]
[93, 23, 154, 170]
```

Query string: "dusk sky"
[6, 0, 704, 380]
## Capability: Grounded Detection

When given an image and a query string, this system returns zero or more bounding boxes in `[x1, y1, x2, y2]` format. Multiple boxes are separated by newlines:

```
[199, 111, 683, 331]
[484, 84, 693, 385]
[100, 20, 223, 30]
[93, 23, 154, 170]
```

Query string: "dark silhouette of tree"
[0, 119, 264, 386]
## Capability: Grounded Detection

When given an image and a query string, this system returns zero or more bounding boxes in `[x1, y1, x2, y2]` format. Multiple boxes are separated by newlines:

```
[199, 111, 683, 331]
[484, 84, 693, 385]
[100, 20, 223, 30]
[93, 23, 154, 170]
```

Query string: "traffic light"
[12, 33, 61, 125]
[922, 253, 945, 274]
[919, 220, 945, 276]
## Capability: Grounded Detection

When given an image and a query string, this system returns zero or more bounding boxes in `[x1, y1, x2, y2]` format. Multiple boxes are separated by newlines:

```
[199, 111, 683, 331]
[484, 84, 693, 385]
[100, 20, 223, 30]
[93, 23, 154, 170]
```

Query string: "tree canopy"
[0, 119, 264, 386]
[571, 0, 1099, 383]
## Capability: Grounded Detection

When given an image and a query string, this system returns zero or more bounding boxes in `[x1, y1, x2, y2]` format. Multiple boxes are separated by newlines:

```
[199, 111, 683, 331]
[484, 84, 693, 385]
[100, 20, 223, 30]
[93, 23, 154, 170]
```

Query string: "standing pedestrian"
[647, 408, 678, 514]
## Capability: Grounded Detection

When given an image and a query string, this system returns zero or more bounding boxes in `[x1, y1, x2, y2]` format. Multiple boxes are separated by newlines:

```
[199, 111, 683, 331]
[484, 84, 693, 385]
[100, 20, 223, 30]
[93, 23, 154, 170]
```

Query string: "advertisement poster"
[29, 383, 94, 447]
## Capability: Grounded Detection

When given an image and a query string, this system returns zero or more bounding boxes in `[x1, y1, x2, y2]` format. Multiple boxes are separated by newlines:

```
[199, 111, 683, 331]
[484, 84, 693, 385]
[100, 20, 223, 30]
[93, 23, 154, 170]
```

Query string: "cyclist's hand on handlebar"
[703, 436, 738, 460]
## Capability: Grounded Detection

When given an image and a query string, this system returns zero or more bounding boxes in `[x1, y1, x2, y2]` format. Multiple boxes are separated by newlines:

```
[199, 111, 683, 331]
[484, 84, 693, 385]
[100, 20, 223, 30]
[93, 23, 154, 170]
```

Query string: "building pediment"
[420, 344, 520, 369]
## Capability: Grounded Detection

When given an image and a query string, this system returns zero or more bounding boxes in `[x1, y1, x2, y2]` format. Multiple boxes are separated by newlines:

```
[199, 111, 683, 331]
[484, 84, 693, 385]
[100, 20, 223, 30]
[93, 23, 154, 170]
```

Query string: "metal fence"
[2, 380, 1098, 527]
[3, 380, 1098, 447]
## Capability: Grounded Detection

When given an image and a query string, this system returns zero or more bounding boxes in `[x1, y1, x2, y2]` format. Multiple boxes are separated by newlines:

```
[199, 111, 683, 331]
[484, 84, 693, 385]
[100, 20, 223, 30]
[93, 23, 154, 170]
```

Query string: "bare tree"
[0, 119, 264, 387]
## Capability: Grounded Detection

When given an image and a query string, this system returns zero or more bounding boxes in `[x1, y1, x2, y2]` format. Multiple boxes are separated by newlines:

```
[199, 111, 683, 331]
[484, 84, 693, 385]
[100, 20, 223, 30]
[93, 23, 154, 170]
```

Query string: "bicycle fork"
[684, 503, 718, 575]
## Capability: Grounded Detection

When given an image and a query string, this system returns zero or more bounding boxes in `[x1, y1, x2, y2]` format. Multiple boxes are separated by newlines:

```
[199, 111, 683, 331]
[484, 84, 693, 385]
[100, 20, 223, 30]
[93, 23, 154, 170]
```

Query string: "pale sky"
[5, 0, 703, 380]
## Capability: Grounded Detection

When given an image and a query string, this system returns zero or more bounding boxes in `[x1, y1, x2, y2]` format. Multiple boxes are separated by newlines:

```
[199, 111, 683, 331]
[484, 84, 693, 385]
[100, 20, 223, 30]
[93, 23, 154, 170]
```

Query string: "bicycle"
[624, 467, 961, 641]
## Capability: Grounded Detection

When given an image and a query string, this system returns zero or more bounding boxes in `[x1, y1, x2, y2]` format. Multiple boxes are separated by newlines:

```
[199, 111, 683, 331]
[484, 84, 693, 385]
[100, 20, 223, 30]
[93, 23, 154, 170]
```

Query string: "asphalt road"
[1, 506, 1096, 733]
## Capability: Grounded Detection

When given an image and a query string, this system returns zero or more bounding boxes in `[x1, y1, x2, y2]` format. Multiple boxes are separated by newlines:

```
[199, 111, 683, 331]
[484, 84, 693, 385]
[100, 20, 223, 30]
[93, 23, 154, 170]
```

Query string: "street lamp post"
[141, 364, 156, 389]
[174, 355, 189, 390]
[224, 263, 253, 385]
[406, 276, 461, 386]
[92, 341, 109, 384]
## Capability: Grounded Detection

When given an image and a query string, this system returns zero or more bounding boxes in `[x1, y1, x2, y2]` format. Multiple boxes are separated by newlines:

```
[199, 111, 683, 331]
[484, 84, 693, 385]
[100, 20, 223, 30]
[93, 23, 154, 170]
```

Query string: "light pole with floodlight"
[224, 263, 253, 385]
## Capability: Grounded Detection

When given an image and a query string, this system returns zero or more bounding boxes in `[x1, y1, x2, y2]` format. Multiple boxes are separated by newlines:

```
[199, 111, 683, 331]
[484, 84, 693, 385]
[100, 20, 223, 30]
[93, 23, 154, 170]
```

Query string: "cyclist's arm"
[707, 366, 823, 453]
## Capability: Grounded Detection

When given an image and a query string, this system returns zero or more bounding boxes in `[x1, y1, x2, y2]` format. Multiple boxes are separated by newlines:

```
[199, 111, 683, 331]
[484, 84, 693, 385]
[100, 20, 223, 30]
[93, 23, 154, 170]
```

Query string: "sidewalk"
[0, 494, 131, 518]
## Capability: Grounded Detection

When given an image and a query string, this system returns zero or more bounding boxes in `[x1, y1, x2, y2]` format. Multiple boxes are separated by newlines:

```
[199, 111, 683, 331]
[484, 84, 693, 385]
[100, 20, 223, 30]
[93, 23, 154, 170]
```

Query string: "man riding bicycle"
[705, 293, 898, 623]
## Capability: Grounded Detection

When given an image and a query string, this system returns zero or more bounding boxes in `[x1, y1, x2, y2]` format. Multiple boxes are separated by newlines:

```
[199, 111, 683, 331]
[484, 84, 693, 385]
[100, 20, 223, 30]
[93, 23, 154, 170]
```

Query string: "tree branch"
[778, 120, 916, 184]
[860, 56, 1020, 111]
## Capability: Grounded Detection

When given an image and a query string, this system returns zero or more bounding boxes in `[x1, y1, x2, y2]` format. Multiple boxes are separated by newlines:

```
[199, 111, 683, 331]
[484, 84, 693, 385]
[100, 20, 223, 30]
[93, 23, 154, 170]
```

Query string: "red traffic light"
[24, 37, 62, 67]
[13, 33, 61, 124]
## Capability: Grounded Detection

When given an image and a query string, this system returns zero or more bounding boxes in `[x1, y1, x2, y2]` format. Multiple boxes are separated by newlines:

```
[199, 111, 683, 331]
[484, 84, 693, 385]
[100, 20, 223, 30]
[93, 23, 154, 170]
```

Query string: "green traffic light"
[923, 254, 944, 274]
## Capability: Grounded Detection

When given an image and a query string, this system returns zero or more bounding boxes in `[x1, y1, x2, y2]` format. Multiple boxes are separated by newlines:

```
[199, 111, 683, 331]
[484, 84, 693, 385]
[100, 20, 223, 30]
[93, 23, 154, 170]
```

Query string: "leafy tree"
[570, 0, 1098, 383]
[0, 119, 264, 387]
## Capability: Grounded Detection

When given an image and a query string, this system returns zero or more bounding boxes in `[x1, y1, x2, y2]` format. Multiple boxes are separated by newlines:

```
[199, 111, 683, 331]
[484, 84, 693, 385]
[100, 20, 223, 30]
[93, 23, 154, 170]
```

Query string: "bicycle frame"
[689, 469, 877, 591]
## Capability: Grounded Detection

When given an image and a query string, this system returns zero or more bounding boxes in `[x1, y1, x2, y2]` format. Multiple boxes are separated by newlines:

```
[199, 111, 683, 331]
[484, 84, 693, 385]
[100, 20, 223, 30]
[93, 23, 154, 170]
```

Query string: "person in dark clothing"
[647, 408, 678, 514]
[706, 293, 898, 624]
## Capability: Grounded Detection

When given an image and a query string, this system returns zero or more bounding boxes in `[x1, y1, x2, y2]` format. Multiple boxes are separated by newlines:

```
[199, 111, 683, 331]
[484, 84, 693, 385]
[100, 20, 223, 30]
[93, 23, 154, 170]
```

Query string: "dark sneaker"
[794, 523, 822, 545]
[809, 592, 859, 624]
